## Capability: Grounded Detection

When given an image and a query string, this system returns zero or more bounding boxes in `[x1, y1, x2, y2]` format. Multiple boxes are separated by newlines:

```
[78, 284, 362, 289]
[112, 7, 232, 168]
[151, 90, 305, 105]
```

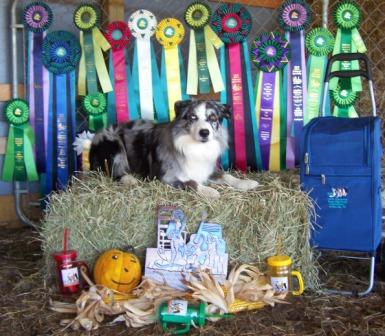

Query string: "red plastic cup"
[53, 250, 82, 294]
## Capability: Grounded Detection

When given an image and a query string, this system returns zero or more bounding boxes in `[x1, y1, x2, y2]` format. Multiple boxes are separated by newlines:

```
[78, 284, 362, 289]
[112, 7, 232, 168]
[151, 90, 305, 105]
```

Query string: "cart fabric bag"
[300, 116, 382, 253]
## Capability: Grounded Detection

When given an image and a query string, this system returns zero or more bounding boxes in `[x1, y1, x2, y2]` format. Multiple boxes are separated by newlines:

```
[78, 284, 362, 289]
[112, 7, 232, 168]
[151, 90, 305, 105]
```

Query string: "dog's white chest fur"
[174, 134, 221, 184]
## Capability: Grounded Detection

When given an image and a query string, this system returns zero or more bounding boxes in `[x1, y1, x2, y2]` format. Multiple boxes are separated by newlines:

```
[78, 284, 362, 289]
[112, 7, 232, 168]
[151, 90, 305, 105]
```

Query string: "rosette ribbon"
[83, 92, 107, 131]
[2, 99, 38, 182]
[74, 4, 112, 96]
[156, 18, 189, 121]
[330, 1, 366, 92]
[42, 30, 81, 192]
[278, 0, 312, 169]
[305, 28, 334, 123]
[331, 85, 359, 118]
[129, 10, 167, 122]
[185, 1, 224, 95]
[104, 21, 130, 124]
[24, 1, 52, 173]
[211, 3, 261, 171]
[251, 32, 290, 172]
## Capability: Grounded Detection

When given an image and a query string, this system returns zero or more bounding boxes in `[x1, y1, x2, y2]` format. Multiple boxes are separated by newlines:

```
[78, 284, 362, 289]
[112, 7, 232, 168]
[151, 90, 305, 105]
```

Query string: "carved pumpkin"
[93, 248, 142, 293]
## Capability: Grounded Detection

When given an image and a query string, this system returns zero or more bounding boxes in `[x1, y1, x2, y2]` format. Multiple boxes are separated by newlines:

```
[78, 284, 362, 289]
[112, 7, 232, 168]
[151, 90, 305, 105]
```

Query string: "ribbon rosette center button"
[56, 47, 67, 57]
[112, 29, 123, 40]
[266, 46, 277, 57]
[14, 108, 22, 116]
[137, 18, 148, 29]
[226, 17, 238, 29]
[33, 12, 42, 22]
[164, 26, 175, 38]
[343, 10, 352, 21]
[290, 10, 300, 21]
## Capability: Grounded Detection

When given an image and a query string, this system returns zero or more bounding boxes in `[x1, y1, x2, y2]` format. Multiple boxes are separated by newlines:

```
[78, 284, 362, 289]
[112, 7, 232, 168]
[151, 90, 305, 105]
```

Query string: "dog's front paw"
[197, 185, 220, 199]
[234, 178, 259, 191]
[120, 174, 139, 186]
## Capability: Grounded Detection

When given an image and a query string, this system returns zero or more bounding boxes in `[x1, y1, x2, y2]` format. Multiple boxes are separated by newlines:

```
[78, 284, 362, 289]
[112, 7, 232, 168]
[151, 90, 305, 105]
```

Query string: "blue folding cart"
[300, 53, 383, 296]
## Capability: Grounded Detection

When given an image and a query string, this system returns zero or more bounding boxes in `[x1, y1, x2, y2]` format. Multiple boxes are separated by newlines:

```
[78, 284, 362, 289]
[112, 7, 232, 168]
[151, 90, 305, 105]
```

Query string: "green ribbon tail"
[340, 29, 352, 91]
[2, 126, 15, 181]
[348, 105, 359, 118]
[23, 125, 39, 181]
[195, 29, 210, 94]
[84, 32, 98, 94]
[89, 113, 106, 132]
[306, 55, 326, 124]
[13, 126, 26, 181]
[350, 39, 362, 92]
[330, 29, 341, 90]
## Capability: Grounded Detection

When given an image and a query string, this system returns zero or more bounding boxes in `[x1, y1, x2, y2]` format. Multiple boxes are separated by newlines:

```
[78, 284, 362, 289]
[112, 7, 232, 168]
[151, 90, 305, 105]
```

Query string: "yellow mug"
[266, 255, 304, 296]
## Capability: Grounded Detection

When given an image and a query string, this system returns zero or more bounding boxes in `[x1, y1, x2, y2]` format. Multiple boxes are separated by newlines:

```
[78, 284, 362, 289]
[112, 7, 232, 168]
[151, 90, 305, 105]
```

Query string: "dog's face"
[173, 100, 231, 143]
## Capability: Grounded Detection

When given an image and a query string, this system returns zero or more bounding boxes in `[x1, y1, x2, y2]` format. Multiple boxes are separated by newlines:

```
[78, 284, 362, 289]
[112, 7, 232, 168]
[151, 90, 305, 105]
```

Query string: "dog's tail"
[89, 126, 129, 180]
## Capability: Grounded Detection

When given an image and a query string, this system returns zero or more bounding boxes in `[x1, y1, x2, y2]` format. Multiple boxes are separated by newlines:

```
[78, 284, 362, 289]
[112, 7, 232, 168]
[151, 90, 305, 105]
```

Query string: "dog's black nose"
[199, 129, 210, 138]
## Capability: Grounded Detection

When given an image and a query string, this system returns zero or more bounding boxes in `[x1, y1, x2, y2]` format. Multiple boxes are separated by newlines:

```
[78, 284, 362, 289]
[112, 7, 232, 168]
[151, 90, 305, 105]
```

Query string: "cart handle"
[324, 53, 372, 82]
[321, 53, 376, 117]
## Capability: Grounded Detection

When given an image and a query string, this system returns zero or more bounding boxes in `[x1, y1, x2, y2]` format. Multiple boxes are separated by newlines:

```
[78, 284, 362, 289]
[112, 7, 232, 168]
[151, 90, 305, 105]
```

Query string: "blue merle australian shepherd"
[89, 100, 258, 198]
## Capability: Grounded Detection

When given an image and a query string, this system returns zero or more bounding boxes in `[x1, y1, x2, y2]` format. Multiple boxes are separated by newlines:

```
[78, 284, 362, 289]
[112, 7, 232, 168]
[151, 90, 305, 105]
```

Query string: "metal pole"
[11, 0, 38, 229]
[322, 0, 329, 29]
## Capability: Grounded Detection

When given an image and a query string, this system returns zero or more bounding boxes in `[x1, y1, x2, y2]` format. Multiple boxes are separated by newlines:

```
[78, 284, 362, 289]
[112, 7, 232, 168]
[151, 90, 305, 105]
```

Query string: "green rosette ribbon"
[305, 28, 334, 123]
[330, 0, 366, 92]
[2, 99, 38, 182]
[83, 92, 107, 131]
[185, 1, 224, 95]
[74, 3, 112, 95]
[331, 85, 359, 118]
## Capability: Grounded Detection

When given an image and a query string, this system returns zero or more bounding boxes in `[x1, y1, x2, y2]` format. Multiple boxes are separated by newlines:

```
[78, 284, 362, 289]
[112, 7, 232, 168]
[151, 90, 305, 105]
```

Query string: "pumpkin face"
[93, 249, 142, 293]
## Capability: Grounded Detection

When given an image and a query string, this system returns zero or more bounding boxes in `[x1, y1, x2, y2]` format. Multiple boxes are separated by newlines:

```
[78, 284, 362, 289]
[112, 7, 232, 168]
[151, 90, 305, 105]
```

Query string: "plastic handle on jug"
[291, 270, 304, 296]
[162, 322, 191, 335]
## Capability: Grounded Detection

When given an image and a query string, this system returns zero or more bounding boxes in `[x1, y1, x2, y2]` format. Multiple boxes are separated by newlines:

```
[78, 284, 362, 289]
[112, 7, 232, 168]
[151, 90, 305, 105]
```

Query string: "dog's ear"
[215, 102, 231, 120]
[174, 100, 192, 118]
[221, 103, 231, 119]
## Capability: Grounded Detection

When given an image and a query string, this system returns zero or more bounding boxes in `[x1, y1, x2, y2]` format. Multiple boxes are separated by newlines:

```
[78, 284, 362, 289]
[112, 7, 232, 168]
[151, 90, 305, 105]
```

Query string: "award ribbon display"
[24, 1, 52, 173]
[251, 32, 290, 172]
[185, 1, 224, 95]
[305, 28, 334, 123]
[83, 92, 107, 132]
[2, 99, 38, 182]
[330, 0, 366, 92]
[104, 21, 130, 124]
[74, 4, 112, 96]
[42, 30, 81, 192]
[156, 18, 188, 121]
[278, 0, 312, 169]
[129, 10, 168, 122]
[211, 3, 261, 171]
[331, 85, 359, 118]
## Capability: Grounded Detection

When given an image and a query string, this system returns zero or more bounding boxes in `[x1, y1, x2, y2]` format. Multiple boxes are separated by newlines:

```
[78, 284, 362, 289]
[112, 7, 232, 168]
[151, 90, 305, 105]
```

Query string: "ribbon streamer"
[129, 9, 168, 121]
[83, 92, 107, 132]
[278, 0, 312, 168]
[305, 28, 334, 123]
[2, 99, 39, 182]
[251, 32, 290, 172]
[42, 30, 81, 192]
[330, 0, 366, 92]
[104, 21, 131, 124]
[74, 4, 112, 96]
[24, 1, 53, 174]
[185, 1, 224, 95]
[211, 3, 260, 171]
[156, 18, 187, 121]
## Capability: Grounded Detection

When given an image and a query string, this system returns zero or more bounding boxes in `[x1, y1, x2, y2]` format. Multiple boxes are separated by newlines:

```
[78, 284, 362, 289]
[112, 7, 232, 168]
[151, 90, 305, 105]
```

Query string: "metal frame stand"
[320, 254, 376, 297]
[11, 0, 38, 228]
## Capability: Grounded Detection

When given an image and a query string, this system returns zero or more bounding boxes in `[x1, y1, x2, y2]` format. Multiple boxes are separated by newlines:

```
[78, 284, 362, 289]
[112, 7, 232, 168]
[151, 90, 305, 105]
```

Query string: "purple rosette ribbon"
[251, 32, 290, 171]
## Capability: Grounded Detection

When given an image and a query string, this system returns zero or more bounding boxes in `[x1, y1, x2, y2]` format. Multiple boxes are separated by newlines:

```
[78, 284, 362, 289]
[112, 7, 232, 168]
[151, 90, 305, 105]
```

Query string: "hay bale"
[41, 172, 320, 289]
